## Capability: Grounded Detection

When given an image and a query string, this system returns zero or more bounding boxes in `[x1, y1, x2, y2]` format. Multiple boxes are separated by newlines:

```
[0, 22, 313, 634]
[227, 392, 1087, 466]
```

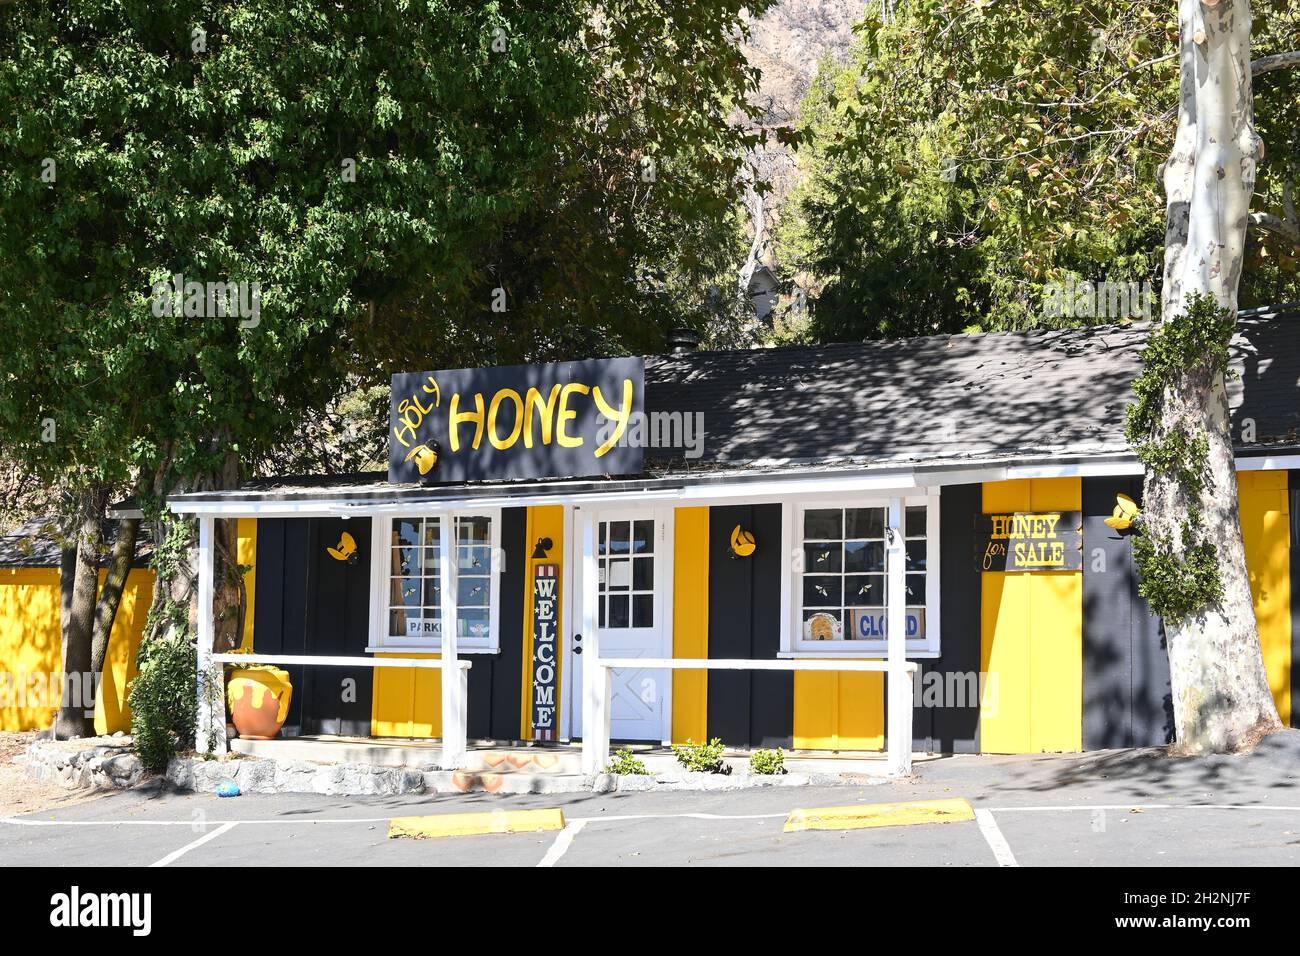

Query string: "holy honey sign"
[976, 511, 1083, 572]
[389, 357, 645, 483]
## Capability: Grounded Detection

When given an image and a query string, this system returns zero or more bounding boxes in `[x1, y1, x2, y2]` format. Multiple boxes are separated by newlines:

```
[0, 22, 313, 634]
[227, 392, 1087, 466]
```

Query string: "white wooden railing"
[583, 657, 918, 777]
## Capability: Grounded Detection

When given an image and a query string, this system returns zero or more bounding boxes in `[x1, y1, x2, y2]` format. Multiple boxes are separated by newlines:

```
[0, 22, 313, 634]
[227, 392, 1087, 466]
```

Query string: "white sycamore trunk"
[1153, 0, 1280, 752]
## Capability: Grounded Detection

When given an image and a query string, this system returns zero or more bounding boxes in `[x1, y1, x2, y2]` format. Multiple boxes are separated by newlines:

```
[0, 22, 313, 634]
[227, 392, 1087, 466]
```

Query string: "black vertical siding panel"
[489, 507, 527, 742]
[300, 518, 373, 736]
[748, 504, 793, 748]
[914, 483, 982, 754]
[707, 505, 754, 744]
[1082, 477, 1171, 749]
[251, 518, 307, 735]
[706, 505, 790, 747]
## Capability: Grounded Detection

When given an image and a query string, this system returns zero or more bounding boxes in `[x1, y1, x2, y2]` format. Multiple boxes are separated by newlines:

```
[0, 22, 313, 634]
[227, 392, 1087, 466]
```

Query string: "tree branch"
[1252, 51, 1300, 76]
[1249, 211, 1300, 247]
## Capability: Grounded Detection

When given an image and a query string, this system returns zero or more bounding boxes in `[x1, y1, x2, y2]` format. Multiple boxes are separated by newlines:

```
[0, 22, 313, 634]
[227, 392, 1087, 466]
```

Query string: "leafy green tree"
[780, 1, 1299, 341]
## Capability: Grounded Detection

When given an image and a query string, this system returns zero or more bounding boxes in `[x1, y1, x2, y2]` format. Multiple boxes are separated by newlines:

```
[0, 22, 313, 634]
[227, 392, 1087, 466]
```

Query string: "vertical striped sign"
[530, 564, 560, 740]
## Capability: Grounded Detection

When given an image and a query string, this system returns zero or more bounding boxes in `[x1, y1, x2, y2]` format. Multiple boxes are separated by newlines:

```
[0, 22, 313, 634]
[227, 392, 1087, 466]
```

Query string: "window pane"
[905, 506, 927, 538]
[599, 522, 608, 556]
[632, 520, 654, 554]
[394, 519, 422, 549]
[905, 539, 926, 571]
[804, 543, 841, 573]
[906, 574, 926, 605]
[599, 597, 606, 628]
[845, 574, 883, 605]
[633, 556, 654, 590]
[457, 516, 491, 543]
[844, 606, 885, 641]
[392, 576, 423, 607]
[421, 518, 440, 548]
[608, 594, 630, 628]
[845, 508, 885, 539]
[609, 521, 631, 554]
[393, 609, 439, 639]
[459, 608, 491, 640]
[803, 509, 842, 540]
[632, 593, 654, 628]
[458, 544, 491, 572]
[458, 576, 489, 607]
[843, 540, 884, 572]
[803, 609, 844, 641]
[607, 558, 631, 590]
[803, 575, 842, 608]
[392, 545, 420, 576]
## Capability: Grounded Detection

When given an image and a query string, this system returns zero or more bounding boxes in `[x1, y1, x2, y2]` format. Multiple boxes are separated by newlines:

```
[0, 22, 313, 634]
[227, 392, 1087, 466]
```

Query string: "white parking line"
[537, 819, 587, 867]
[149, 822, 239, 867]
[974, 809, 1018, 867]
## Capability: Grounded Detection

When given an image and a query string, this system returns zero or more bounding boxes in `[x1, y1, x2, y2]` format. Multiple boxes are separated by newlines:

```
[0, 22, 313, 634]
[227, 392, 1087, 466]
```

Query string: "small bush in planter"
[605, 747, 650, 775]
[750, 748, 787, 775]
[672, 737, 730, 774]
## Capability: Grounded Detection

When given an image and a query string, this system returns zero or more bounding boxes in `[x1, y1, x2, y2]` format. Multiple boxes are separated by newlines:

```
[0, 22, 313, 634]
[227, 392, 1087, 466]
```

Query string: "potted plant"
[226, 664, 293, 739]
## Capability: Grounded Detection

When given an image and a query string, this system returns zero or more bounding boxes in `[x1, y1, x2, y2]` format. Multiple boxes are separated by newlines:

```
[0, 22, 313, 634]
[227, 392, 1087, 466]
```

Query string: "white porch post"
[195, 516, 227, 756]
[885, 498, 912, 775]
[439, 514, 466, 769]
[579, 509, 608, 775]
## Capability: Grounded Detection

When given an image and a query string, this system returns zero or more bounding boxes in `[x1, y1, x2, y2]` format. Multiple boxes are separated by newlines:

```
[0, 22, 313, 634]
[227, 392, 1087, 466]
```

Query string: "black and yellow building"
[5, 318, 1298, 765]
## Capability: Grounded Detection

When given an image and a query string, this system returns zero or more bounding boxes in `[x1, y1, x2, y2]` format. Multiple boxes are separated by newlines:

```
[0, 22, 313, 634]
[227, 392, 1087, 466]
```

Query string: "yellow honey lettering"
[487, 388, 524, 450]
[523, 384, 562, 448]
[592, 378, 634, 458]
[450, 392, 485, 452]
[556, 383, 590, 449]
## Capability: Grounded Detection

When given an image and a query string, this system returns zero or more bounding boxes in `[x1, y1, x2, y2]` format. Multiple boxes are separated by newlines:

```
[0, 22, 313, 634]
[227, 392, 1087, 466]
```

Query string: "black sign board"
[389, 357, 645, 483]
[530, 564, 560, 740]
[976, 511, 1083, 572]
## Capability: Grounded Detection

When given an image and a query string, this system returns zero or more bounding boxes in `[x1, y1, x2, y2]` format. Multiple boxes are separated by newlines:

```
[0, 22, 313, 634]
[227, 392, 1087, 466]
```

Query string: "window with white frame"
[374, 513, 500, 652]
[791, 496, 940, 656]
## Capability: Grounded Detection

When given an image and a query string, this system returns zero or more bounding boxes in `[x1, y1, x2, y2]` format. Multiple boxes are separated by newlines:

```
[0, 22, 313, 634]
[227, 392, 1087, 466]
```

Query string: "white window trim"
[367, 510, 502, 655]
[781, 490, 942, 658]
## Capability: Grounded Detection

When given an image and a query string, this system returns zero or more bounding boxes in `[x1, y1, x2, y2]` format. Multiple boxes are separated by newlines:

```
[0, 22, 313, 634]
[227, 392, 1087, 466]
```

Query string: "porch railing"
[583, 657, 918, 777]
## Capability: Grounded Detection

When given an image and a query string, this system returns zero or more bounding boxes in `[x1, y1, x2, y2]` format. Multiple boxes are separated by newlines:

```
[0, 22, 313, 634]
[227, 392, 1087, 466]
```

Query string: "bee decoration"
[1103, 493, 1141, 533]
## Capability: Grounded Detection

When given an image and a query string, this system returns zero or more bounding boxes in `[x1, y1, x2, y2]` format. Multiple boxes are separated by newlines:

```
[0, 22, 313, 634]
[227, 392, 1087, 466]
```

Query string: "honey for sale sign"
[976, 512, 1082, 572]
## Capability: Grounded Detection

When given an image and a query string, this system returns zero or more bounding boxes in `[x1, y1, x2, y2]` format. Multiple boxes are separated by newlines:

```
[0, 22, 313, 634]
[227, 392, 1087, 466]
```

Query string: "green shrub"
[750, 748, 786, 775]
[604, 747, 650, 775]
[672, 737, 730, 774]
[128, 635, 197, 773]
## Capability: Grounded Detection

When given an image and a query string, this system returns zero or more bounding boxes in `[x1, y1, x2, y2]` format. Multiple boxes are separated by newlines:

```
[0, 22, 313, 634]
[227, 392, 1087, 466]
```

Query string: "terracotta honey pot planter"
[227, 665, 293, 740]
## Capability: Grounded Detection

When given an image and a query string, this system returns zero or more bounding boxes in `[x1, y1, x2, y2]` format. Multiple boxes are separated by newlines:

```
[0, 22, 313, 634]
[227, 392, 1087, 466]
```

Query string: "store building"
[4, 317, 1295, 772]
[160, 316, 1300, 773]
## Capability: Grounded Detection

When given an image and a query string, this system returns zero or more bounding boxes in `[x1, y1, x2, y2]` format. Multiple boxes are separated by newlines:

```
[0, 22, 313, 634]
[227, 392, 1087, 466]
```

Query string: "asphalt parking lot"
[6, 734, 1300, 867]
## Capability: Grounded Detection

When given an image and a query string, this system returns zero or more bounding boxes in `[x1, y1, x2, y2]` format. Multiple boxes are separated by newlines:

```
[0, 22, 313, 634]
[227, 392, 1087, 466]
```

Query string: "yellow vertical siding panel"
[237, 518, 257, 652]
[520, 505, 565, 740]
[93, 568, 154, 735]
[1238, 470, 1291, 724]
[0, 567, 153, 734]
[0, 569, 62, 731]
[833, 671, 885, 749]
[980, 478, 1082, 753]
[1029, 568, 1082, 751]
[794, 670, 839, 749]
[371, 653, 441, 738]
[671, 507, 709, 744]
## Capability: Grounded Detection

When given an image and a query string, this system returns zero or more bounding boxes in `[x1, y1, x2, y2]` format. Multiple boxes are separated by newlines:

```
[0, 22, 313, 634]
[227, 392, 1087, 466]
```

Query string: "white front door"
[571, 507, 673, 743]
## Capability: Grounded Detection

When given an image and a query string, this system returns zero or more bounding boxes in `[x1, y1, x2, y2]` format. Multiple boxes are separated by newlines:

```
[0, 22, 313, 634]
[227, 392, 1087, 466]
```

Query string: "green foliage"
[778, 1, 1300, 341]
[604, 747, 650, 776]
[749, 748, 786, 775]
[1125, 292, 1236, 622]
[1133, 531, 1223, 623]
[128, 634, 198, 773]
[672, 737, 730, 774]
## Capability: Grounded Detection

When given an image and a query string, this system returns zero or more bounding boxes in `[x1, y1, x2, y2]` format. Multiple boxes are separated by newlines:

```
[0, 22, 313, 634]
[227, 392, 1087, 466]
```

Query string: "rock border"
[20, 738, 887, 797]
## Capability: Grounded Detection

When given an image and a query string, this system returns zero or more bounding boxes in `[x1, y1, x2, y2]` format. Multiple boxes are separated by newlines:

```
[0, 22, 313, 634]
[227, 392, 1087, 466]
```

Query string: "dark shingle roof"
[643, 317, 1298, 469]
[0, 519, 154, 570]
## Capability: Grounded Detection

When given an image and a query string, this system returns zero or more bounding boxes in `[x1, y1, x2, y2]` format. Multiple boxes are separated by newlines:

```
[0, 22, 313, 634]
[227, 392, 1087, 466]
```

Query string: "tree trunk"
[88, 516, 140, 680]
[54, 487, 108, 739]
[1150, 0, 1280, 753]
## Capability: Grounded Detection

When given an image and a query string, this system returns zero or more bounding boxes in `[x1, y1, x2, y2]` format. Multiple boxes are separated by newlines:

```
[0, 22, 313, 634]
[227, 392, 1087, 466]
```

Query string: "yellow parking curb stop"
[784, 798, 975, 832]
[389, 808, 566, 839]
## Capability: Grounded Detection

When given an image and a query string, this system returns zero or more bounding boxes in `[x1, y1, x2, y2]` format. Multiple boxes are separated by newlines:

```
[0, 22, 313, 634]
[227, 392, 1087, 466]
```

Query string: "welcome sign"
[530, 564, 560, 740]
[389, 357, 645, 483]
[976, 511, 1083, 572]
